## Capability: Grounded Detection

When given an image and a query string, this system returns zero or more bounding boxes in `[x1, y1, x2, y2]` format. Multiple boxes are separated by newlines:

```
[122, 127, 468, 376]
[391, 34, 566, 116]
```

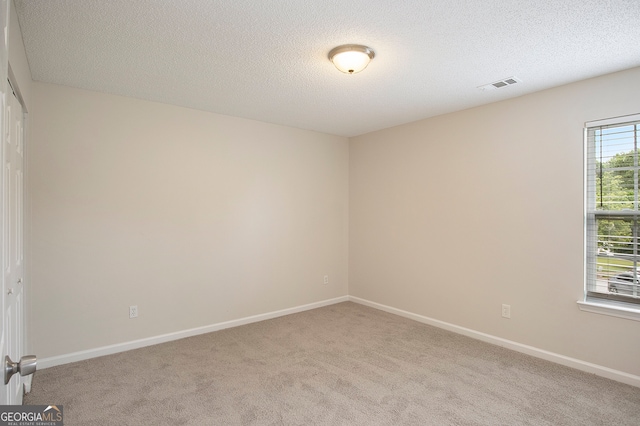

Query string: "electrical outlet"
[323, 275, 329, 285]
[129, 305, 138, 319]
[501, 304, 511, 319]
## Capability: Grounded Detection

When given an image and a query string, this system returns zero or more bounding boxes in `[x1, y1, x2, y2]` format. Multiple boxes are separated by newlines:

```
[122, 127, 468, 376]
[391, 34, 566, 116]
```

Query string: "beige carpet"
[24, 302, 640, 425]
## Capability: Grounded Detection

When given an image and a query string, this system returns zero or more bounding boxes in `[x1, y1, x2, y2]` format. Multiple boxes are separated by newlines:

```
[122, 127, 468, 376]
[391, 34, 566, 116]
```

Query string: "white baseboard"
[349, 296, 640, 388]
[23, 374, 33, 394]
[38, 296, 350, 369]
[37, 294, 640, 389]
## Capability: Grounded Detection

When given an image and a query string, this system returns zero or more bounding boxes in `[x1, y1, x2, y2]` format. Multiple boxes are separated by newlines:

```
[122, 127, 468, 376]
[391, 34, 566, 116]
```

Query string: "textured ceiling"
[14, 0, 640, 137]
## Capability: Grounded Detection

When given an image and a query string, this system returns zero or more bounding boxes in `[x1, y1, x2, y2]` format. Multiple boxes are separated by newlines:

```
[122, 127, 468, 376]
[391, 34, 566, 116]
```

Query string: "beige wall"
[350, 66, 640, 377]
[29, 82, 349, 358]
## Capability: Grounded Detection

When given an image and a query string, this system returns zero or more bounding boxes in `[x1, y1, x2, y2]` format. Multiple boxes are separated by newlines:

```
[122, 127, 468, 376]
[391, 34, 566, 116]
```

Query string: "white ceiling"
[14, 0, 640, 137]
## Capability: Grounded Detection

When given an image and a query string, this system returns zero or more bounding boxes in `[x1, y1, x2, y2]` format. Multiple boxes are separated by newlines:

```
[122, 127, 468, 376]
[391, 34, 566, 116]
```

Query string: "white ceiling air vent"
[477, 76, 522, 91]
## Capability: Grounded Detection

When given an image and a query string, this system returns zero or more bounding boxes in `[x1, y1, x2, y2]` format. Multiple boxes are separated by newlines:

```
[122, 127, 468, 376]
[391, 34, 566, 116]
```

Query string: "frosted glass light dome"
[329, 45, 375, 74]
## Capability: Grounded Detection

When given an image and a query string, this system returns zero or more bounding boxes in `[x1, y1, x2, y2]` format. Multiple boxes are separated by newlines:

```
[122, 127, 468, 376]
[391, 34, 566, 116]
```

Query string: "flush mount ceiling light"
[328, 44, 375, 74]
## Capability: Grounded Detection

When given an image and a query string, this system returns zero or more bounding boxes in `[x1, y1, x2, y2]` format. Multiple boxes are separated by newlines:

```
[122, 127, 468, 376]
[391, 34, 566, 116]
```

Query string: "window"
[585, 114, 640, 309]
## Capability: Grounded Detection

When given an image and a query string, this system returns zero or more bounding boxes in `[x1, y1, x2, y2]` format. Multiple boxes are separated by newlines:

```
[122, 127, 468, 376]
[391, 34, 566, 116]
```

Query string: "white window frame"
[578, 113, 640, 321]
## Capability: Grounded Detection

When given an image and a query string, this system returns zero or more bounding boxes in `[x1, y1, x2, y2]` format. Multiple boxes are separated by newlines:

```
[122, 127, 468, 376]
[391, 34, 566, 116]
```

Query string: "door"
[0, 1, 33, 405]
[0, 0, 10, 405]
[2, 86, 25, 404]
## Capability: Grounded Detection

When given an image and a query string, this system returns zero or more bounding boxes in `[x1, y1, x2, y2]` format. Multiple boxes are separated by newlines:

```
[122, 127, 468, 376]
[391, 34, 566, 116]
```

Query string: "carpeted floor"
[24, 302, 640, 425]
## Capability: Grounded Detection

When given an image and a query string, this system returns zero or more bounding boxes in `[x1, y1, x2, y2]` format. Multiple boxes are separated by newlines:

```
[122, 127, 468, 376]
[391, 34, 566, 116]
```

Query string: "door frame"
[6, 63, 29, 396]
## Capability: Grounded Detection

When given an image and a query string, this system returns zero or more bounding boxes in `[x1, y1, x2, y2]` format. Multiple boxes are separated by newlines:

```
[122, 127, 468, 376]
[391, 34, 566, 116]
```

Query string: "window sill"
[577, 299, 640, 322]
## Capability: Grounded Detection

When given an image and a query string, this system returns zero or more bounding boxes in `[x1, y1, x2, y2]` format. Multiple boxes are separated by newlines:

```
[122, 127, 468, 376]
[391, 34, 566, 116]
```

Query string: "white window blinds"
[586, 114, 640, 304]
